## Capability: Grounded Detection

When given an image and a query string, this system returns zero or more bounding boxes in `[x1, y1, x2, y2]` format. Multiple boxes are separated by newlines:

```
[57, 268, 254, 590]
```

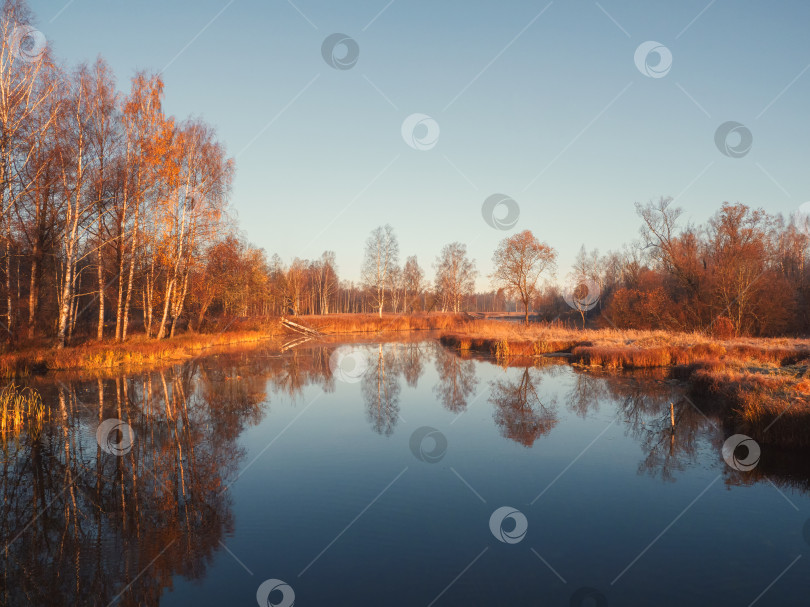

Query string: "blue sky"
[29, 0, 810, 289]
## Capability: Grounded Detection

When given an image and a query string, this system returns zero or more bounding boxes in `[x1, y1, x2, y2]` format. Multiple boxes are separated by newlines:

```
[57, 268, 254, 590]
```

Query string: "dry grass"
[0, 330, 277, 377]
[687, 362, 810, 447]
[0, 384, 46, 437]
[439, 319, 810, 368]
[0, 313, 464, 376]
[440, 318, 810, 448]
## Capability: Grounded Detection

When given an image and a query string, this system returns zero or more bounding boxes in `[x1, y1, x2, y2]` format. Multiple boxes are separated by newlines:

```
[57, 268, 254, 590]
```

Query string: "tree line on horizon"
[267, 195, 810, 339]
[3, 0, 810, 349]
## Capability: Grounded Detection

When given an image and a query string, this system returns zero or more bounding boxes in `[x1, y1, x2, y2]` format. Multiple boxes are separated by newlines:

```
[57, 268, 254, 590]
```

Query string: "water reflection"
[433, 346, 478, 413]
[0, 364, 265, 606]
[489, 365, 558, 447]
[362, 344, 402, 436]
[400, 342, 426, 388]
[1, 339, 809, 605]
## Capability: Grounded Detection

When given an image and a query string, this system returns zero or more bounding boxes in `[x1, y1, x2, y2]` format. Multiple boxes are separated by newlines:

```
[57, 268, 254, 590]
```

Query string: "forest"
[2, 0, 810, 355]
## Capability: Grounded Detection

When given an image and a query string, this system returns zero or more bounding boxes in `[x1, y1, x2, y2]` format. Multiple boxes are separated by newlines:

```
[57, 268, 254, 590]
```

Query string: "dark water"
[1, 337, 809, 606]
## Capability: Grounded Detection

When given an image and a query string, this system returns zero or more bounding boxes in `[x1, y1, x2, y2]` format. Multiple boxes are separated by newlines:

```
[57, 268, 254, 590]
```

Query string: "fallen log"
[280, 317, 321, 336]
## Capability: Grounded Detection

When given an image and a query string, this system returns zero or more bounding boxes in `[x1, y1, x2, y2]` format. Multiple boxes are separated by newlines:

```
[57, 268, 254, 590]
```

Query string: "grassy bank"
[439, 321, 810, 365]
[0, 313, 465, 376]
[0, 330, 280, 377]
[439, 321, 810, 448]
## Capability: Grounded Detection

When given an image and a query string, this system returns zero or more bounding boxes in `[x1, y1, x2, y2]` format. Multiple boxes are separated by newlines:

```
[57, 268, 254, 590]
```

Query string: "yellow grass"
[0, 313, 465, 376]
[0, 384, 46, 437]
[439, 320, 810, 368]
[439, 319, 810, 447]
[299, 313, 464, 334]
[0, 330, 278, 377]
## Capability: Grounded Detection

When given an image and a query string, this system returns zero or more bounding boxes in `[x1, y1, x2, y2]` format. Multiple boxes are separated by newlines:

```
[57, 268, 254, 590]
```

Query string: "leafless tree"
[434, 242, 476, 313]
[402, 255, 424, 313]
[361, 224, 399, 317]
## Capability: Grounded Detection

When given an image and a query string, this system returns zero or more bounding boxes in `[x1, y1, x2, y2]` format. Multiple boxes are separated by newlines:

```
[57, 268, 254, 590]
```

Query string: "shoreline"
[5, 315, 810, 449]
[0, 313, 466, 376]
[438, 327, 810, 449]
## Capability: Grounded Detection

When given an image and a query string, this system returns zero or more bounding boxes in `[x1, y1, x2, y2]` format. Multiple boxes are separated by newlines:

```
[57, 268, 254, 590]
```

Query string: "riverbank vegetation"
[0, 313, 468, 375]
[0, 383, 46, 437]
[440, 321, 810, 447]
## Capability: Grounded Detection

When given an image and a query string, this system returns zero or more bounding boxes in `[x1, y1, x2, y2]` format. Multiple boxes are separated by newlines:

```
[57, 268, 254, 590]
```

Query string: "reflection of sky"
[32, 0, 810, 288]
[174, 341, 808, 606]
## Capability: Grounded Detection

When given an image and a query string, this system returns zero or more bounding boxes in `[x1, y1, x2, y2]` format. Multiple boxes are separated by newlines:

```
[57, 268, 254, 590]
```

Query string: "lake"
[1, 336, 808, 606]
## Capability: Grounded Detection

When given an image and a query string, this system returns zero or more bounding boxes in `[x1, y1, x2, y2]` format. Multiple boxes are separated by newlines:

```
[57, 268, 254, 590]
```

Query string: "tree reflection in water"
[433, 346, 478, 413]
[399, 341, 426, 389]
[567, 368, 719, 482]
[3, 340, 809, 605]
[0, 358, 267, 606]
[489, 365, 559, 447]
[362, 344, 402, 436]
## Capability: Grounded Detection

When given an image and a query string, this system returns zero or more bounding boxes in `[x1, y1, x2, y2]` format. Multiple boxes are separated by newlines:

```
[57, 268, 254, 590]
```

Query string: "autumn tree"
[0, 1, 58, 340]
[56, 64, 98, 348]
[387, 264, 403, 313]
[17, 58, 61, 339]
[361, 224, 399, 317]
[565, 245, 601, 329]
[313, 251, 337, 314]
[434, 242, 477, 313]
[402, 255, 424, 313]
[636, 197, 706, 328]
[705, 202, 791, 335]
[491, 230, 556, 324]
[116, 73, 159, 338]
[85, 57, 119, 340]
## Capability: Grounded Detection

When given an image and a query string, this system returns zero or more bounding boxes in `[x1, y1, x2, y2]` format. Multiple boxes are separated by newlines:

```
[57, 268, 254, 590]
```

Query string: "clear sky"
[28, 0, 810, 289]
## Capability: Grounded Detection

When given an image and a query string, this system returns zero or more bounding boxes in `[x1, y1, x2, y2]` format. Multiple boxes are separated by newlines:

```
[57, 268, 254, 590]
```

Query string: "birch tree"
[361, 224, 399, 317]
[434, 242, 476, 313]
[0, 2, 58, 340]
[56, 65, 97, 348]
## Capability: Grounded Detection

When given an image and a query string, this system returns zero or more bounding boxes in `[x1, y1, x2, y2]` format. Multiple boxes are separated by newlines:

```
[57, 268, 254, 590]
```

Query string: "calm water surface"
[2, 337, 809, 606]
